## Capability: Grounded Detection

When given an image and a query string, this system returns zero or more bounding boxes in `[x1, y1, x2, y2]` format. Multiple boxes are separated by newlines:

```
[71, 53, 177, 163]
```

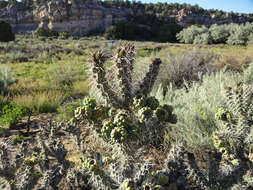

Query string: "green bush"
[209, 24, 230, 44]
[58, 32, 69, 39]
[0, 19, 15, 42]
[34, 27, 59, 38]
[0, 1, 8, 9]
[176, 25, 209, 44]
[0, 103, 29, 127]
[177, 22, 253, 45]
[152, 69, 243, 151]
[12, 135, 24, 144]
[57, 101, 82, 122]
[5, 51, 29, 63]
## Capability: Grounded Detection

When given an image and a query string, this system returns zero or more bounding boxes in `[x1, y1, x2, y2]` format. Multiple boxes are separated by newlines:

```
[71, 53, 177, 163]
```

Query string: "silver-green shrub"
[152, 69, 242, 151]
[176, 25, 208, 44]
[0, 66, 16, 92]
[227, 24, 248, 45]
[193, 32, 212, 44]
[209, 24, 230, 44]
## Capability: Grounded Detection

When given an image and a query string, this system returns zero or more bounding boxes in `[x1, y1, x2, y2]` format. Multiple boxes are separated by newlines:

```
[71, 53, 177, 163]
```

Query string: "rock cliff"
[0, 0, 132, 35]
[175, 8, 253, 27]
[0, 0, 252, 35]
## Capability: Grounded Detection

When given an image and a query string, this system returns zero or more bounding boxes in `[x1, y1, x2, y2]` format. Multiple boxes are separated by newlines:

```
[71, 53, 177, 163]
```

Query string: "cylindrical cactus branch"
[91, 51, 122, 108]
[224, 83, 252, 127]
[135, 58, 162, 97]
[115, 44, 135, 107]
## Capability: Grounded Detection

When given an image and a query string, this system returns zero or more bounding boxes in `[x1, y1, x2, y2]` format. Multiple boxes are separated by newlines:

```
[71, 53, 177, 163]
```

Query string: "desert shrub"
[156, 23, 182, 42]
[57, 101, 82, 122]
[244, 22, 253, 40]
[173, 83, 253, 189]
[0, 66, 16, 92]
[33, 27, 59, 38]
[227, 24, 248, 45]
[67, 42, 85, 55]
[176, 25, 208, 44]
[0, 19, 15, 42]
[0, 103, 29, 127]
[157, 50, 216, 89]
[5, 51, 29, 63]
[247, 33, 253, 45]
[193, 32, 212, 44]
[12, 135, 24, 144]
[0, 0, 8, 9]
[177, 22, 253, 45]
[152, 69, 243, 151]
[104, 21, 139, 40]
[214, 53, 251, 72]
[209, 24, 230, 44]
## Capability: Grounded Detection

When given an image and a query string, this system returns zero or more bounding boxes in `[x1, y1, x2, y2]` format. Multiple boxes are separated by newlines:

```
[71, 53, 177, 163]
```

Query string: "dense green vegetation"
[0, 19, 15, 42]
[104, 21, 139, 40]
[177, 22, 253, 45]
[104, 21, 182, 42]
[33, 27, 59, 38]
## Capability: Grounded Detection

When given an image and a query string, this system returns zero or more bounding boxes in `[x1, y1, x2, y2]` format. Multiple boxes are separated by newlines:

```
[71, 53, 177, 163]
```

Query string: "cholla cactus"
[71, 44, 177, 153]
[91, 43, 162, 109]
[91, 50, 123, 108]
[83, 158, 100, 174]
[115, 44, 135, 107]
[67, 44, 179, 189]
[74, 97, 107, 123]
[214, 83, 253, 156]
[120, 178, 136, 190]
[135, 58, 162, 97]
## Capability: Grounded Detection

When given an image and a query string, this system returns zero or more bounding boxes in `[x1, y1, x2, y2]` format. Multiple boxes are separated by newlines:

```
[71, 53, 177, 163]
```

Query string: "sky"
[141, 0, 253, 14]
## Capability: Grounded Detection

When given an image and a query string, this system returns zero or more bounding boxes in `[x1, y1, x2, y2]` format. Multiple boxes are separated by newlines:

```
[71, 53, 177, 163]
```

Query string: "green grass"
[0, 34, 252, 122]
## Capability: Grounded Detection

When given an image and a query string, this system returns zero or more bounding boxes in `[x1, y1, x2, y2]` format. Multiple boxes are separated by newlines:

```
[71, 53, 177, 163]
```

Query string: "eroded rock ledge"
[0, 0, 252, 35]
[0, 0, 132, 35]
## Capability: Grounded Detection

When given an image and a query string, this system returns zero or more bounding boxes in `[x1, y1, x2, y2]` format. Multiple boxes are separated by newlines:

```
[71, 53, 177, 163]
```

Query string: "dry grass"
[213, 45, 253, 72]
[13, 90, 64, 113]
[159, 50, 217, 88]
[71, 80, 90, 97]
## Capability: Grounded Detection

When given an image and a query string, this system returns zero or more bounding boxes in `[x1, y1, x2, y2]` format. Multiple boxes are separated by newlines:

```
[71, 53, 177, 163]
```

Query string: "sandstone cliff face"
[175, 8, 253, 27]
[0, 0, 252, 35]
[0, 0, 132, 35]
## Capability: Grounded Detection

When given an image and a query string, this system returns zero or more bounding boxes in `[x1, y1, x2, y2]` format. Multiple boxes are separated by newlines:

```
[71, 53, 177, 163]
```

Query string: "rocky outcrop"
[0, 0, 253, 35]
[175, 8, 253, 27]
[0, 0, 131, 35]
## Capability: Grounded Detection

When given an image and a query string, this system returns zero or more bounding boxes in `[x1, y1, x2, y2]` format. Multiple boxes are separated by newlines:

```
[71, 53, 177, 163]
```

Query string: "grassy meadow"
[1, 35, 252, 118]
